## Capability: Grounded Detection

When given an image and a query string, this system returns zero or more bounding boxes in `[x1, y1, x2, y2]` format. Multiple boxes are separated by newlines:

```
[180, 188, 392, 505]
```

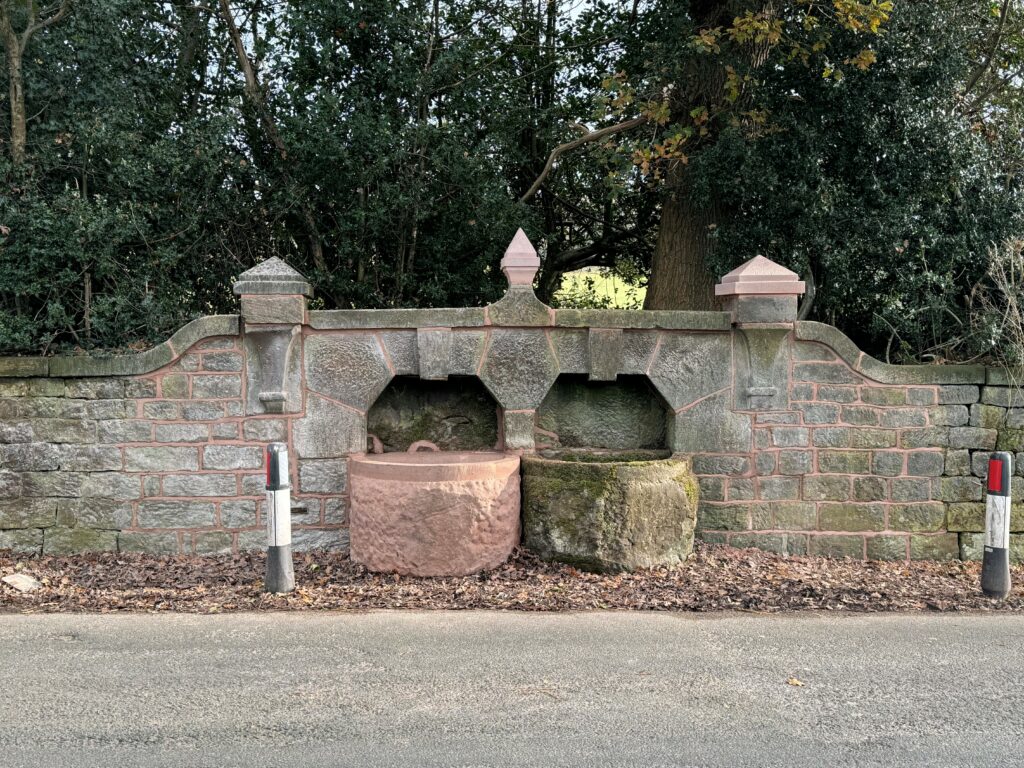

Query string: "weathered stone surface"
[417, 328, 451, 380]
[727, 478, 755, 500]
[734, 327, 791, 411]
[900, 427, 951, 449]
[692, 455, 749, 475]
[771, 427, 808, 448]
[118, 531, 179, 554]
[818, 450, 870, 474]
[80, 473, 141, 500]
[367, 378, 498, 452]
[240, 294, 306, 325]
[161, 374, 189, 398]
[772, 502, 816, 530]
[522, 450, 696, 572]
[852, 476, 886, 502]
[487, 288, 551, 326]
[181, 402, 223, 421]
[548, 329, 587, 375]
[698, 501, 765, 531]
[698, 476, 725, 501]
[298, 459, 348, 494]
[891, 478, 931, 502]
[778, 450, 813, 475]
[351, 452, 519, 575]
[866, 535, 908, 561]
[0, 528, 43, 553]
[292, 528, 349, 552]
[939, 476, 983, 502]
[969, 403, 1006, 430]
[294, 394, 366, 458]
[479, 329, 558, 410]
[803, 476, 850, 501]
[201, 352, 243, 372]
[21, 472, 84, 497]
[154, 423, 209, 443]
[587, 328, 623, 382]
[162, 474, 237, 497]
[907, 387, 936, 405]
[57, 445, 123, 471]
[203, 445, 262, 470]
[909, 533, 960, 561]
[56, 499, 132, 529]
[0, 499, 57, 529]
[890, 502, 945, 532]
[818, 502, 885, 532]
[817, 385, 858, 402]
[195, 531, 233, 554]
[869, 451, 903, 477]
[860, 388, 907, 406]
[380, 331, 418, 376]
[536, 377, 666, 450]
[981, 386, 1024, 407]
[669, 390, 752, 454]
[759, 477, 799, 500]
[243, 325, 302, 415]
[137, 501, 216, 528]
[793, 363, 861, 385]
[65, 379, 125, 399]
[647, 332, 731, 410]
[304, 333, 392, 410]
[143, 402, 179, 419]
[44, 527, 118, 554]
[906, 451, 943, 476]
[97, 420, 152, 443]
[620, 331, 659, 374]
[242, 419, 288, 443]
[125, 447, 198, 472]
[808, 535, 863, 558]
[220, 500, 257, 528]
[0, 471, 22, 496]
[0, 443, 61, 471]
[191, 374, 242, 399]
[449, 331, 486, 375]
[937, 385, 979, 404]
[880, 408, 927, 428]
[730, 532, 807, 556]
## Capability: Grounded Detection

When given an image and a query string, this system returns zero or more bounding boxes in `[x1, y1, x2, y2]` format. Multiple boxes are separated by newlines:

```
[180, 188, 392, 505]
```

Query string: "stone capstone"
[521, 449, 698, 572]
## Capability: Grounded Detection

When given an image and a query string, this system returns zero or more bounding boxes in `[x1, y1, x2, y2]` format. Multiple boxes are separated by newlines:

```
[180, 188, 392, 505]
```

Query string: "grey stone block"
[65, 379, 125, 399]
[161, 374, 189, 398]
[852, 477, 886, 501]
[304, 333, 391, 410]
[948, 427, 997, 451]
[906, 451, 943, 476]
[221, 500, 257, 528]
[841, 406, 879, 425]
[480, 330, 558, 410]
[292, 528, 349, 552]
[487, 287, 552, 326]
[125, 447, 198, 472]
[808, 535, 864, 558]
[0, 528, 43, 553]
[202, 352, 243, 372]
[620, 331, 659, 374]
[195, 531, 233, 554]
[728, 478, 755, 501]
[80, 473, 142, 500]
[870, 451, 904, 477]
[900, 427, 950, 449]
[879, 408, 927, 428]
[937, 385, 979, 404]
[137, 501, 216, 528]
[212, 422, 240, 440]
[698, 476, 725, 501]
[417, 328, 452, 380]
[755, 452, 776, 476]
[549, 329, 587, 374]
[57, 445, 123, 471]
[0, 499, 57, 529]
[792, 363, 861, 384]
[143, 401, 180, 419]
[162, 474, 237, 497]
[647, 333, 731, 410]
[793, 341, 836, 362]
[298, 459, 348, 494]
[182, 402, 224, 420]
[818, 502, 885, 532]
[759, 476, 799, 500]
[31, 418, 96, 444]
[812, 427, 853, 448]
[818, 450, 870, 474]
[794, 402, 841, 424]
[44, 527, 118, 554]
[803, 476, 850, 501]
[0, 471, 22, 496]
[692, 455, 749, 475]
[503, 410, 536, 451]
[860, 388, 908, 406]
[294, 394, 366, 458]
[939, 476, 983, 502]
[909, 533, 959, 561]
[21, 472, 84, 497]
[969, 404, 1007, 429]
[771, 427, 808, 448]
[381, 331, 418, 375]
[449, 331, 487, 375]
[669, 390, 751, 454]
[324, 498, 348, 524]
[772, 502, 817, 530]
[867, 535, 908, 561]
[56, 499, 132, 529]
[0, 443, 61, 471]
[203, 445, 262, 470]
[907, 387, 936, 406]
[778, 451, 812, 475]
[981, 386, 1024, 407]
[118, 532, 179, 554]
[817, 385, 858, 403]
[242, 419, 287, 442]
[154, 424, 209, 443]
[587, 328, 623, 382]
[850, 429, 897, 449]
[97, 420, 152, 443]
[192, 374, 242, 399]
[891, 478, 931, 502]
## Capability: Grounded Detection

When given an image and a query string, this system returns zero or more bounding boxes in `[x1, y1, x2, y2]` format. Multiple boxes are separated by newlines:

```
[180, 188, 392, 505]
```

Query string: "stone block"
[220, 500, 257, 528]
[907, 388, 936, 406]
[880, 408, 928, 428]
[669, 390, 752, 454]
[900, 427, 950, 449]
[697, 502, 759, 531]
[860, 388, 907, 406]
[729, 533, 805, 556]
[793, 403, 840, 424]
[304, 333, 392, 410]
[192, 375, 242, 399]
[778, 450, 813, 475]
[803, 475, 850, 501]
[841, 406, 879, 425]
[969, 404, 1006, 430]
[906, 451, 943, 476]
[870, 451, 904, 477]
[65, 379, 125, 400]
[759, 476, 799, 500]
[212, 422, 239, 440]
[948, 427, 997, 450]
[891, 477, 931, 502]
[449, 331, 487, 375]
[939, 476, 983, 503]
[21, 472, 83, 497]
[479, 329, 559, 410]
[755, 452, 776, 476]
[417, 328, 452, 380]
[698, 476, 725, 501]
[503, 410, 537, 451]
[944, 449, 970, 476]
[793, 363, 861, 384]
[0, 528, 43, 553]
[771, 428, 808, 448]
[154, 423, 209, 443]
[125, 447, 198, 472]
[293, 528, 349, 552]
[647, 333, 732, 410]
[790, 383, 815, 401]
[240, 294, 306, 324]
[203, 445, 262, 470]
[734, 327, 791, 411]
[161, 374, 190, 398]
[866, 535, 907, 561]
[56, 499, 132, 529]
[587, 328, 623, 382]
[818, 502, 885, 532]
[850, 429, 897, 449]
[0, 471, 21, 496]
[162, 474, 237, 497]
[909, 533, 959, 561]
[813, 427, 853, 448]
[549, 329, 588, 374]
[808, 535, 863, 558]
[57, 445, 123, 471]
[182, 402, 224, 421]
[0, 499, 57, 529]
[80, 473, 142, 500]
[852, 476, 886, 501]
[32, 418, 96, 444]
[981, 386, 1024, 407]
[236, 530, 266, 551]
[137, 501, 216, 528]
[772, 502, 816, 530]
[817, 385, 858, 403]
[793, 342, 835, 361]
[937, 385, 979, 405]
[118, 532, 179, 554]
[298, 459, 348, 494]
[195, 531, 233, 555]
[818, 450, 870, 474]
[44, 527, 118, 554]
[243, 325, 303, 415]
[144, 402, 179, 419]
[242, 419, 288, 442]
[97, 420, 152, 443]
[889, 502, 945, 532]
[201, 352, 243, 372]
[0, 443, 61, 471]
[692, 455, 750, 475]
[728, 478, 755, 500]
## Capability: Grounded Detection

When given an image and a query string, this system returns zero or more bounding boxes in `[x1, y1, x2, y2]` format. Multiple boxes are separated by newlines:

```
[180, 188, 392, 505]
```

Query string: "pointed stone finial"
[233, 256, 313, 298]
[501, 229, 540, 288]
[715, 255, 805, 324]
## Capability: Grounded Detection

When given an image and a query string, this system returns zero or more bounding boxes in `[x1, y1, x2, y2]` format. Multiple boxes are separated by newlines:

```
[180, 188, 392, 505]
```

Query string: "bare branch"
[964, 0, 1011, 97]
[21, 0, 70, 48]
[519, 116, 648, 203]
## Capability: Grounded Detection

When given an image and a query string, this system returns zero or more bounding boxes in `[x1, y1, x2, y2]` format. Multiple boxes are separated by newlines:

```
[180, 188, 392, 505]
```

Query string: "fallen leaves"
[787, 678, 805, 687]
[0, 543, 1022, 615]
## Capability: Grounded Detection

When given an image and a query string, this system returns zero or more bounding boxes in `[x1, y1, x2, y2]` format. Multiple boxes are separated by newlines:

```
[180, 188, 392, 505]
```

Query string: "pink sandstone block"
[349, 451, 521, 576]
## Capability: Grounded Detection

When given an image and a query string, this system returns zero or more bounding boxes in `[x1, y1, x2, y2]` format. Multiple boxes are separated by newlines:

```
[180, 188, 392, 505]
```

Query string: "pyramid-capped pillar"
[501, 228, 541, 288]
[233, 257, 312, 326]
[233, 257, 311, 415]
[488, 228, 552, 326]
[715, 255, 805, 324]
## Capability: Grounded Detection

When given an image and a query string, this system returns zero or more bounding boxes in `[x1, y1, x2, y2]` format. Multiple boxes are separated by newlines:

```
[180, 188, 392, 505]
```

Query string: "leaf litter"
[1, 542, 1022, 614]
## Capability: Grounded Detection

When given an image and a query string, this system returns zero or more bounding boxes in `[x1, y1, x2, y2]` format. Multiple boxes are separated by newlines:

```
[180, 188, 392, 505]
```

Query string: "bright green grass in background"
[554, 268, 647, 310]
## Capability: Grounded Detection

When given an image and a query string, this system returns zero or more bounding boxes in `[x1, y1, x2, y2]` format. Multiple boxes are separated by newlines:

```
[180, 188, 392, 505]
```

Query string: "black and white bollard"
[264, 442, 295, 594]
[982, 451, 1013, 599]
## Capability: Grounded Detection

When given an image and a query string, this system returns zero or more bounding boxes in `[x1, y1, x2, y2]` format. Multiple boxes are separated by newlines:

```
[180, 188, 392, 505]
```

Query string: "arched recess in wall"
[534, 375, 669, 451]
[366, 376, 501, 453]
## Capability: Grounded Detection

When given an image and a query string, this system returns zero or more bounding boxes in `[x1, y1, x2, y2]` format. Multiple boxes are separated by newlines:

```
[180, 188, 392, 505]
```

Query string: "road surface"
[0, 611, 1021, 767]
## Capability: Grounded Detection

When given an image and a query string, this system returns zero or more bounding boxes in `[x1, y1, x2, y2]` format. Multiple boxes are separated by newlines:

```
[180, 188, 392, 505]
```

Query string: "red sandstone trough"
[349, 451, 521, 576]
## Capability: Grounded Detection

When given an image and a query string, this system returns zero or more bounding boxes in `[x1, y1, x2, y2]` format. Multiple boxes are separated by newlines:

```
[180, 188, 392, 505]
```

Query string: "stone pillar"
[233, 257, 312, 415]
[715, 256, 805, 412]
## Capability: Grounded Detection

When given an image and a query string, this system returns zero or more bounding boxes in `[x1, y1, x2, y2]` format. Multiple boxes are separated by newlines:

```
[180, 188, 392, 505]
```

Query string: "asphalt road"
[0, 611, 1022, 767]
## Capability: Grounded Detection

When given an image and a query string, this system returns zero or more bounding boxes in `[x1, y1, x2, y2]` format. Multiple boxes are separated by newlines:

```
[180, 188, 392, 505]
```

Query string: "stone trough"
[349, 450, 521, 576]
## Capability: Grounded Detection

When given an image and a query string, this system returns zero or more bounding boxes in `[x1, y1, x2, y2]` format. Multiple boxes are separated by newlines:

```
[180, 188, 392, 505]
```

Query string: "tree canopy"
[0, 0, 1021, 362]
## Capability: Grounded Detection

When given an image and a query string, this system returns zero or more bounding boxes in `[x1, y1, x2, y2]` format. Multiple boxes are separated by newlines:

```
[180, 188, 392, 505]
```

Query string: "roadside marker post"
[982, 451, 1012, 600]
[264, 442, 295, 594]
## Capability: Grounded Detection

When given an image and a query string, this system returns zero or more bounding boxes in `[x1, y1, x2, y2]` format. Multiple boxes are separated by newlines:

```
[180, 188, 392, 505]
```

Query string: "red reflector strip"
[988, 458, 1004, 493]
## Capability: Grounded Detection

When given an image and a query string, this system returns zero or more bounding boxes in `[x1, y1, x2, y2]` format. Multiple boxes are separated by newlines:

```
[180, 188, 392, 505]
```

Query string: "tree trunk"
[6, 45, 24, 165]
[644, 171, 719, 310]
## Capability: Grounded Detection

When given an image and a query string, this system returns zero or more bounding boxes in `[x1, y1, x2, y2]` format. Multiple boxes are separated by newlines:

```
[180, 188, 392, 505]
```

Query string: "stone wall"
[0, 235, 1021, 561]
